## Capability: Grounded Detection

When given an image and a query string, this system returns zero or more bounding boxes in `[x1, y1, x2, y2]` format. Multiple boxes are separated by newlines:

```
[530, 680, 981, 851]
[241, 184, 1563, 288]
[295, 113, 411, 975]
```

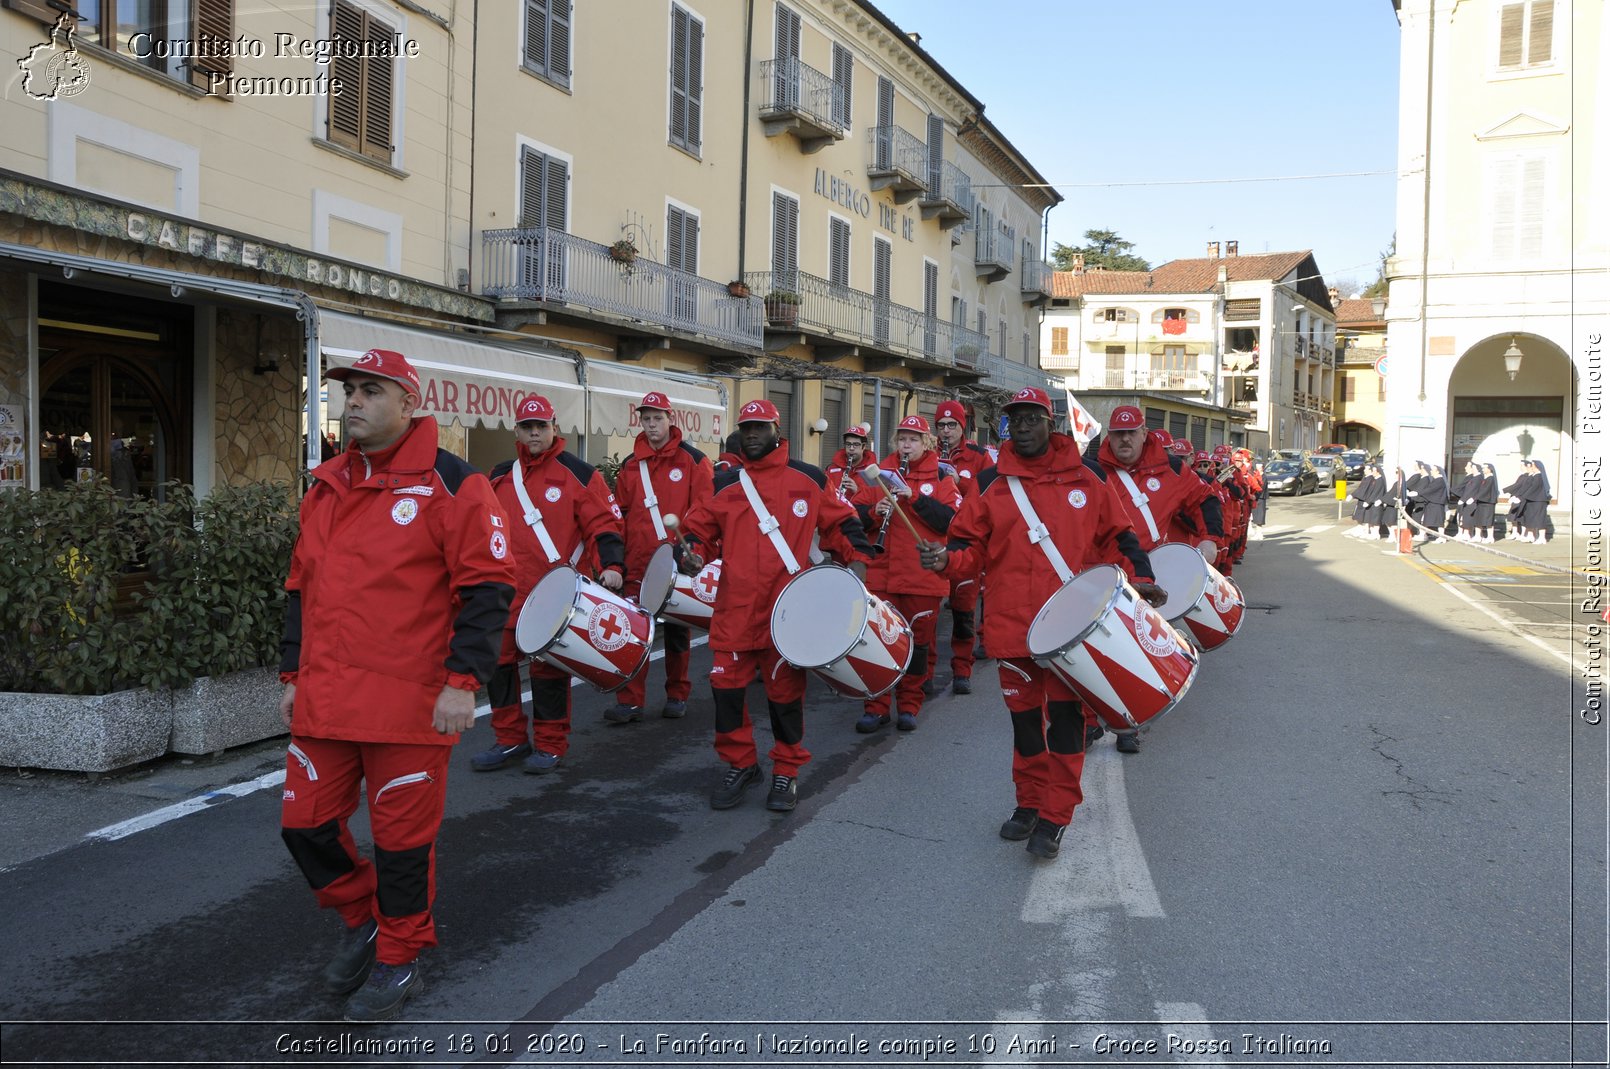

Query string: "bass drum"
[515, 566, 655, 692]
[639, 543, 720, 632]
[1147, 542, 1246, 651]
[771, 565, 912, 699]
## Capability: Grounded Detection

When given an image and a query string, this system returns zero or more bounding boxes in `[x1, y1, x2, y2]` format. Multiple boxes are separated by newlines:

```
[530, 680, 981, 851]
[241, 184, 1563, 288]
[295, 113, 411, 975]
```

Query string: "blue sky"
[870, 0, 1403, 295]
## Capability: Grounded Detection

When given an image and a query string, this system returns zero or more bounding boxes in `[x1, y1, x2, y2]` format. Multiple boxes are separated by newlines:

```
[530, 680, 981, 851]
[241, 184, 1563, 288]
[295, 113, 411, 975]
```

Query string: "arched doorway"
[1446, 333, 1573, 508]
[1333, 420, 1382, 453]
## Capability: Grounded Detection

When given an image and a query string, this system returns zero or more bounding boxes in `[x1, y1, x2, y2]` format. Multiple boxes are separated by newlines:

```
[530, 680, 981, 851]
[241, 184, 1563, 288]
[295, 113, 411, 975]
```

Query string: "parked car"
[1264, 458, 1319, 495]
[1341, 450, 1369, 480]
[1306, 454, 1346, 488]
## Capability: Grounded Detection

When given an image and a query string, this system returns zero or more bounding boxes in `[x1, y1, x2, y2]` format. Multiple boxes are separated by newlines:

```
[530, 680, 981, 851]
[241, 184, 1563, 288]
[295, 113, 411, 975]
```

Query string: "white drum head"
[1148, 543, 1212, 622]
[771, 565, 870, 668]
[515, 567, 579, 654]
[1026, 565, 1123, 658]
[639, 543, 677, 615]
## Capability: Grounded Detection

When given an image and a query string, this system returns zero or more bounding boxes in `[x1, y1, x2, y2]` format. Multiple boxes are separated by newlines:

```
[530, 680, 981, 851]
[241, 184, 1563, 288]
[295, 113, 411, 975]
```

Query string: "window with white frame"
[1496, 0, 1555, 74]
[1489, 154, 1547, 260]
[20, 0, 235, 90]
[669, 5, 704, 154]
[525, 0, 572, 89]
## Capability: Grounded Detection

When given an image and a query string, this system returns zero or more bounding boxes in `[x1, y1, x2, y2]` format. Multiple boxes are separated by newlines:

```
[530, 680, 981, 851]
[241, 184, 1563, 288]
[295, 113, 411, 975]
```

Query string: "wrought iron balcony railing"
[977, 353, 1054, 394]
[866, 125, 929, 203]
[745, 270, 956, 368]
[1020, 258, 1053, 303]
[482, 227, 764, 349]
[1131, 369, 1214, 392]
[919, 159, 973, 230]
[975, 226, 1014, 281]
[758, 58, 848, 152]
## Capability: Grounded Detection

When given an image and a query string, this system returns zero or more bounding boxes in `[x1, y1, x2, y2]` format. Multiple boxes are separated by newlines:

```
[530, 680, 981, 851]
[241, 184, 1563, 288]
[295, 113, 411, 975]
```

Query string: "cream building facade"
[1332, 297, 1388, 453]
[1384, 0, 1607, 519]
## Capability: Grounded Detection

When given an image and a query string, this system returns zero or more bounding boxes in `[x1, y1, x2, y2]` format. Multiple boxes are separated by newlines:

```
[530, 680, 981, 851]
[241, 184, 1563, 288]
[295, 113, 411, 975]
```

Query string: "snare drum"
[1147, 542, 1246, 652]
[515, 566, 656, 692]
[771, 565, 912, 699]
[639, 543, 720, 632]
[1025, 564, 1199, 733]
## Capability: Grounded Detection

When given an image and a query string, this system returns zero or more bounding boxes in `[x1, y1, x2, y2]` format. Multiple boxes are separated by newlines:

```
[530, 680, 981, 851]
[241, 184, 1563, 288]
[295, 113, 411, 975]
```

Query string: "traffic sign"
[1374, 354, 1389, 377]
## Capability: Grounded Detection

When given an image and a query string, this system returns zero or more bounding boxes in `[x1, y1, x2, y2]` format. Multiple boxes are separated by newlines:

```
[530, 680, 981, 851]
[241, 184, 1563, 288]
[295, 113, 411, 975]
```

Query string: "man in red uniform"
[1088, 405, 1222, 755]
[933, 399, 992, 694]
[607, 392, 714, 723]
[472, 395, 625, 774]
[279, 349, 514, 1021]
[853, 415, 961, 733]
[919, 388, 1164, 861]
[824, 423, 872, 501]
[678, 399, 876, 812]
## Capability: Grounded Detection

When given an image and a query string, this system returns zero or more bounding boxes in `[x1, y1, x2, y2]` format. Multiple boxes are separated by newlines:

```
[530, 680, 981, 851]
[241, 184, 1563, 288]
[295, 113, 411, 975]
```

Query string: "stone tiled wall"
[0, 269, 29, 408]
[213, 308, 300, 487]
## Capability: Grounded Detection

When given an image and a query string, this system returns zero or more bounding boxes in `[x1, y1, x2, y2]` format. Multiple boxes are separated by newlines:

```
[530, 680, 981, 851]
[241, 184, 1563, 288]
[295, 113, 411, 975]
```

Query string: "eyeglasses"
[936, 420, 961, 429]
[1004, 412, 1047, 429]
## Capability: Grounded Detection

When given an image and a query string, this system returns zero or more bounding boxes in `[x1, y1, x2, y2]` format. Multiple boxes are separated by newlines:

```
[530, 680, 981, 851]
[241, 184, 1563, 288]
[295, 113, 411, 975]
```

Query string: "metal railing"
[1294, 337, 1307, 357]
[1020, 258, 1053, 298]
[745, 270, 955, 367]
[758, 57, 846, 136]
[482, 227, 764, 349]
[977, 353, 1054, 393]
[921, 159, 974, 217]
[1131, 369, 1214, 392]
[951, 322, 989, 368]
[866, 124, 929, 187]
[975, 227, 1014, 274]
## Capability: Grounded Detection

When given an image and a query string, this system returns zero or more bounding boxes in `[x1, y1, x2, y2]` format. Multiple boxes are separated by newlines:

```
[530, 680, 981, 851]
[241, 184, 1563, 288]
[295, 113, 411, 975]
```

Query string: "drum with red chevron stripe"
[638, 543, 719, 633]
[515, 566, 656, 692]
[1026, 564, 1199, 733]
[771, 565, 912, 699]
[1147, 542, 1247, 652]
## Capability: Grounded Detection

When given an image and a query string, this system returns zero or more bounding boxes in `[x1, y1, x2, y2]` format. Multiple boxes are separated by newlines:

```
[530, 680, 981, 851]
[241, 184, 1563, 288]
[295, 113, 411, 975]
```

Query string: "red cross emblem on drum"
[694, 568, 720, 603]
[1211, 577, 1237, 613]
[1134, 605, 1177, 657]
[588, 602, 631, 652]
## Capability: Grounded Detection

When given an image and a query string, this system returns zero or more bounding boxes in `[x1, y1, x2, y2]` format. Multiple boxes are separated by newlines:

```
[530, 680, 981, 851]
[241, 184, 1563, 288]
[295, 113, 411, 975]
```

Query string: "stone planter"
[0, 687, 174, 773]
[169, 666, 284, 756]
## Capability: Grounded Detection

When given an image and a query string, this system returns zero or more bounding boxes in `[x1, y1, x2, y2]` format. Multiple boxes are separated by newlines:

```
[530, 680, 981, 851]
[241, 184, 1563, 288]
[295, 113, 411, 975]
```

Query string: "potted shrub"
[764, 290, 801, 327]
[608, 238, 638, 265]
[955, 343, 981, 363]
[727, 279, 751, 299]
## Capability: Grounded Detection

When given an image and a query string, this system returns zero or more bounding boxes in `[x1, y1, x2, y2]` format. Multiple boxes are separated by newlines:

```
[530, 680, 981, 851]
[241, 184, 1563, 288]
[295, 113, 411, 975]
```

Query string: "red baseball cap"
[516, 395, 556, 423]
[1149, 428, 1173, 446]
[935, 400, 967, 425]
[327, 349, 421, 398]
[638, 391, 673, 412]
[1108, 405, 1145, 431]
[898, 414, 930, 434]
[1212, 444, 1232, 456]
[1003, 387, 1053, 414]
[737, 398, 780, 424]
[843, 422, 872, 440]
[1194, 451, 1213, 464]
[1170, 438, 1194, 456]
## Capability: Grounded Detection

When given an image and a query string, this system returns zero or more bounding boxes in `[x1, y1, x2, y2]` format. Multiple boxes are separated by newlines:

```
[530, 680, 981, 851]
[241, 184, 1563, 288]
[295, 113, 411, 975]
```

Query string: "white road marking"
[1156, 1002, 1228, 1065]
[1410, 564, 1574, 670]
[82, 636, 710, 846]
[1302, 524, 1334, 533]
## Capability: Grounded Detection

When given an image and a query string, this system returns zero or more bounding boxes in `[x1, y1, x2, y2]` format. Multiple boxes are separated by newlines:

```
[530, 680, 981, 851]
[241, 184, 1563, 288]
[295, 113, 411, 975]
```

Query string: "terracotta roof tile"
[1145, 251, 1313, 292]
[1051, 270, 1156, 298]
[1334, 297, 1384, 327]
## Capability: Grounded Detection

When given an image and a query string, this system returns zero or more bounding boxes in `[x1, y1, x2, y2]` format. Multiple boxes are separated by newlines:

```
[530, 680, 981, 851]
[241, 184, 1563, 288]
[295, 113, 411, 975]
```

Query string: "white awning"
[584, 359, 728, 446]
[320, 311, 584, 432]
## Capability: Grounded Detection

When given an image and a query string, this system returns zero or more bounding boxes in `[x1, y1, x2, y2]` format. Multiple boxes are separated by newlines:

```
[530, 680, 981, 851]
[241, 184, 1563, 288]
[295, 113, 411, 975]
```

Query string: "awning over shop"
[584, 359, 727, 446]
[320, 311, 584, 433]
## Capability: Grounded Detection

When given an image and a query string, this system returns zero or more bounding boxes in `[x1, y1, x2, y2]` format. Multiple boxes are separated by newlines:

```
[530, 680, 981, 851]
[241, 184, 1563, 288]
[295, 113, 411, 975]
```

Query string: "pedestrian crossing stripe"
[1303, 524, 1334, 533]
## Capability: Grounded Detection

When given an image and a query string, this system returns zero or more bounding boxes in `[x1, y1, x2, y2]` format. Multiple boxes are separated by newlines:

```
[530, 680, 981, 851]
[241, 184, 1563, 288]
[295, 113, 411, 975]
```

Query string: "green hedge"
[0, 481, 298, 695]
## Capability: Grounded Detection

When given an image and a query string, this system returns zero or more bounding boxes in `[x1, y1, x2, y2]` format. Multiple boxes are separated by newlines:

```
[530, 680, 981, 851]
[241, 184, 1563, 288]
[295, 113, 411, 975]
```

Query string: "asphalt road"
[1, 491, 1604, 1068]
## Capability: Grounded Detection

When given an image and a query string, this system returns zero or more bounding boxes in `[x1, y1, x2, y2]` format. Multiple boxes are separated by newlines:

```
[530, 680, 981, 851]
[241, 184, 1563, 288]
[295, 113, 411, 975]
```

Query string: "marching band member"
[474, 395, 625, 775]
[278, 350, 514, 1020]
[934, 400, 993, 694]
[825, 423, 872, 501]
[852, 415, 962, 734]
[678, 400, 877, 813]
[919, 388, 1164, 861]
[607, 392, 715, 724]
[1086, 405, 1222, 756]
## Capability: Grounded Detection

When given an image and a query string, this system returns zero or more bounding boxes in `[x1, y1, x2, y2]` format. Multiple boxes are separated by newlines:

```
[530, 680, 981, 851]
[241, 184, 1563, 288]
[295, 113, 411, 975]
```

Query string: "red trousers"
[865, 591, 940, 719]
[709, 646, 809, 775]
[949, 576, 979, 678]
[619, 578, 692, 708]
[280, 736, 452, 965]
[996, 657, 1089, 826]
[490, 628, 573, 755]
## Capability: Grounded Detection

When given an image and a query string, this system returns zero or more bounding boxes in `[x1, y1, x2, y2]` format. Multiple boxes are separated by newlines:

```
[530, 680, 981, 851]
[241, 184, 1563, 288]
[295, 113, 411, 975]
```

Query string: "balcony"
[975, 226, 1014, 282]
[1130, 369, 1214, 392]
[1020, 258, 1054, 304]
[758, 58, 847, 153]
[745, 270, 958, 370]
[977, 352, 1054, 394]
[951, 323, 989, 370]
[481, 227, 764, 351]
[866, 125, 929, 204]
[918, 160, 973, 230]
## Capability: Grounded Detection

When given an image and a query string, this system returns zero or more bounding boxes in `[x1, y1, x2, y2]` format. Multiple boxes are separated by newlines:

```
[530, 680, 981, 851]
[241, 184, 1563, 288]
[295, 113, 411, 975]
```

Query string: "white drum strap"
[1113, 468, 1161, 543]
[1006, 476, 1074, 584]
[637, 461, 668, 541]
[737, 468, 801, 575]
[511, 457, 563, 565]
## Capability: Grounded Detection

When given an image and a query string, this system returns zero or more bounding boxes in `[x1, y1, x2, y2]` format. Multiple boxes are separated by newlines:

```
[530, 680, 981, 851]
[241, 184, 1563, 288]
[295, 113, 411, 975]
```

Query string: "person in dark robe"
[1403, 462, 1428, 534]
[1519, 460, 1553, 544]
[1472, 463, 1498, 543]
[1503, 464, 1534, 540]
[1379, 466, 1402, 540]
[1415, 463, 1449, 542]
[1346, 464, 1373, 536]
[1453, 461, 1480, 540]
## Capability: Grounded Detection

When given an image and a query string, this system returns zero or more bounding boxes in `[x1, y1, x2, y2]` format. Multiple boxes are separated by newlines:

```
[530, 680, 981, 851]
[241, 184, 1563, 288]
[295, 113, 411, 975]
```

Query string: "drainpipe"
[737, 0, 755, 278]
[1417, 0, 1435, 406]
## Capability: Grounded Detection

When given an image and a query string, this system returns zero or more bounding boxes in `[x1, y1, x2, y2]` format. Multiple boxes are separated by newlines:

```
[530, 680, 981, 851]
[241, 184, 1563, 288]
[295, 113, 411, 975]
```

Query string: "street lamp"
[1503, 336, 1523, 381]
[1370, 295, 1386, 319]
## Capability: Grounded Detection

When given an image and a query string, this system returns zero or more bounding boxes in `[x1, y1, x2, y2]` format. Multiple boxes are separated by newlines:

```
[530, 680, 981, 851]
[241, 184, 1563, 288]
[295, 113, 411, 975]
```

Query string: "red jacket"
[824, 447, 870, 502]
[680, 441, 874, 651]
[852, 449, 960, 597]
[938, 440, 994, 500]
[281, 417, 515, 746]
[488, 436, 624, 604]
[943, 433, 1151, 659]
[1095, 436, 1219, 550]
[613, 426, 714, 581]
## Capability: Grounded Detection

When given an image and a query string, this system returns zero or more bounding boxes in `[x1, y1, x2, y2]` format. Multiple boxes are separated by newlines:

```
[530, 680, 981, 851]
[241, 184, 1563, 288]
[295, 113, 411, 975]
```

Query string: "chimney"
[1217, 265, 1228, 286]
[1226, 240, 1239, 257]
[1327, 286, 1340, 308]
[1207, 241, 1220, 258]
[907, 32, 921, 45]
[1071, 252, 1085, 273]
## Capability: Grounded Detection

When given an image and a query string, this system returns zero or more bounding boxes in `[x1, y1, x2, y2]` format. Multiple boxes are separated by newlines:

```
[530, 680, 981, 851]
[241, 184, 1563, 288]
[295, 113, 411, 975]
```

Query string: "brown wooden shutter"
[1497, 3, 1525, 68]
[189, 0, 233, 91]
[361, 15, 395, 161]
[1527, 0, 1554, 65]
[1, 0, 62, 25]
[328, 1, 365, 151]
